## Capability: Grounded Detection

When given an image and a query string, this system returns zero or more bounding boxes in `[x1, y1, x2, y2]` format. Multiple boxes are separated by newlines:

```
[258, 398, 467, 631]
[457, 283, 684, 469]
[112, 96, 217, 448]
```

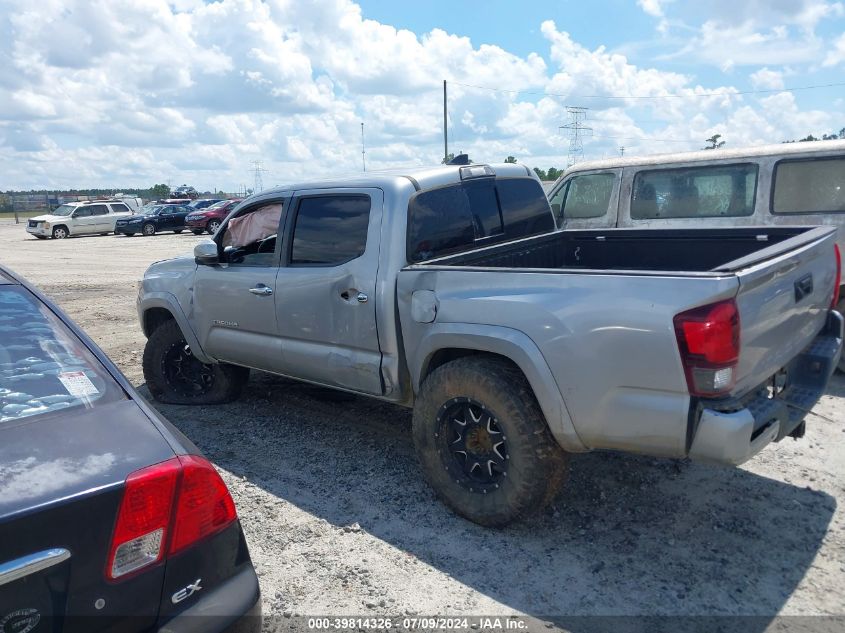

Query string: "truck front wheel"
[142, 319, 249, 405]
[413, 356, 568, 527]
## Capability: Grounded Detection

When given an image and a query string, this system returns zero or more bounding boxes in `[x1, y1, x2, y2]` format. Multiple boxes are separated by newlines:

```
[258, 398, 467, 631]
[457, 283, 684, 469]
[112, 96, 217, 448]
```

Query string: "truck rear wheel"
[413, 356, 568, 527]
[142, 319, 249, 405]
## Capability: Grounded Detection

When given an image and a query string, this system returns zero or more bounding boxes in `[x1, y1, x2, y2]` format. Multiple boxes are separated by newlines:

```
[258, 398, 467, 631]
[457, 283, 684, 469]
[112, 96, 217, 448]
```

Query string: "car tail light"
[169, 455, 237, 555]
[832, 244, 841, 309]
[674, 298, 740, 397]
[106, 455, 237, 581]
[106, 459, 180, 580]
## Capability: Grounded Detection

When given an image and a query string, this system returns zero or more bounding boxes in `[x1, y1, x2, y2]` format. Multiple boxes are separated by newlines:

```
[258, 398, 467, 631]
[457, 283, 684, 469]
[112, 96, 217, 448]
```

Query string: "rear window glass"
[408, 177, 553, 262]
[0, 287, 123, 425]
[632, 163, 758, 219]
[110, 203, 129, 213]
[772, 157, 845, 214]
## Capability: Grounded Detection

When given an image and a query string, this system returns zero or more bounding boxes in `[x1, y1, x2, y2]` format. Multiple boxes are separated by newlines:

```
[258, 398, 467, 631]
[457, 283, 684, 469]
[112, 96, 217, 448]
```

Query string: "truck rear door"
[723, 227, 839, 394]
[273, 188, 384, 395]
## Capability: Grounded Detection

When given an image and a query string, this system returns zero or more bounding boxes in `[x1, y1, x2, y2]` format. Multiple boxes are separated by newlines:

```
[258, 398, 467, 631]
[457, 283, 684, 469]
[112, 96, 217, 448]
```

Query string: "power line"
[449, 79, 845, 101]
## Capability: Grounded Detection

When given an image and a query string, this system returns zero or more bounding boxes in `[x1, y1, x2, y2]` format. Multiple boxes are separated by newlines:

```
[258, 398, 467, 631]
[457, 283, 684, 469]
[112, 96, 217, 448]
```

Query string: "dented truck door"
[273, 188, 384, 395]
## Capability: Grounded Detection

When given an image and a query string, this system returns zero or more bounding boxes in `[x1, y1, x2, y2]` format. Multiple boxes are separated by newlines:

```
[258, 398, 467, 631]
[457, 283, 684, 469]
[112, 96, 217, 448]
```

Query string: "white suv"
[26, 200, 134, 239]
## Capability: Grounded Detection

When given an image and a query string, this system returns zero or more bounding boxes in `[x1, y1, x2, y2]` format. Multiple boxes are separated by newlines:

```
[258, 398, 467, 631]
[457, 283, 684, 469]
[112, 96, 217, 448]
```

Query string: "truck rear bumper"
[689, 310, 843, 465]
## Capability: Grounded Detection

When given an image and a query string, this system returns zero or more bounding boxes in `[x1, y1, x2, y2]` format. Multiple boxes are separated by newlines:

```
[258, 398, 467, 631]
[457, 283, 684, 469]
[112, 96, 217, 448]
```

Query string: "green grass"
[0, 211, 44, 220]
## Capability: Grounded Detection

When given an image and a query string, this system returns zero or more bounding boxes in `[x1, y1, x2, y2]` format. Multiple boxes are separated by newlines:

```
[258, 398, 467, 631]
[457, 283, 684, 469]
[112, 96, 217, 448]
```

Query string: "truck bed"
[416, 226, 828, 274]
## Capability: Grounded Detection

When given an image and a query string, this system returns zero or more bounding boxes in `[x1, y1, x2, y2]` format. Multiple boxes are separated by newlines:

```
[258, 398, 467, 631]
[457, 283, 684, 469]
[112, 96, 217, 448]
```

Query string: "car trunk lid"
[0, 399, 175, 631]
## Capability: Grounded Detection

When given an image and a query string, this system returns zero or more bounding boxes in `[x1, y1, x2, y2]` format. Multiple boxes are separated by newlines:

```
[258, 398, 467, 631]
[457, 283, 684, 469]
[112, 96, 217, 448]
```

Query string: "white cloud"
[824, 32, 845, 66]
[0, 0, 842, 189]
[749, 67, 786, 90]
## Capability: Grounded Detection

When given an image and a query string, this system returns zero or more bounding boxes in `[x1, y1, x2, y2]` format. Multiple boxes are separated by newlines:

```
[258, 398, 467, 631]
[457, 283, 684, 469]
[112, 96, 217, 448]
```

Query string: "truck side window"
[73, 208, 93, 217]
[109, 203, 129, 213]
[560, 173, 615, 219]
[772, 157, 845, 214]
[632, 163, 757, 219]
[290, 195, 371, 266]
[221, 202, 284, 266]
[87, 205, 109, 216]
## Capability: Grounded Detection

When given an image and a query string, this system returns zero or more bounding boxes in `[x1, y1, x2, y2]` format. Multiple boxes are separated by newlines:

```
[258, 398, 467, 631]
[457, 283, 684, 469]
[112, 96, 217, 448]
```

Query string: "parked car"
[185, 199, 243, 235]
[172, 185, 198, 200]
[0, 264, 260, 631]
[136, 163, 842, 527]
[188, 199, 225, 211]
[548, 139, 845, 368]
[115, 204, 191, 236]
[26, 200, 133, 239]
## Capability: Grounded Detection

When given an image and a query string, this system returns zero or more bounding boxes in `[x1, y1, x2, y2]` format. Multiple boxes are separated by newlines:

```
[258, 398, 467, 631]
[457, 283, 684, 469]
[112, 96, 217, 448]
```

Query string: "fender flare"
[139, 292, 214, 364]
[412, 323, 587, 453]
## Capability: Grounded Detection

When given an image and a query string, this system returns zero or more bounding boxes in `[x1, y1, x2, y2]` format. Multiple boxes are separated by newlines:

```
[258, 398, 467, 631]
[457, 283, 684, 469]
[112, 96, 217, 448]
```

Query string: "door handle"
[356, 292, 368, 303]
[249, 285, 273, 296]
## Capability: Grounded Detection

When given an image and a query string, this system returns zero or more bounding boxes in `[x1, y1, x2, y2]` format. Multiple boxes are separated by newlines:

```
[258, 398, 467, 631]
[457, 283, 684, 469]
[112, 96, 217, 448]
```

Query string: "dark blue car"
[114, 205, 192, 237]
[0, 265, 260, 632]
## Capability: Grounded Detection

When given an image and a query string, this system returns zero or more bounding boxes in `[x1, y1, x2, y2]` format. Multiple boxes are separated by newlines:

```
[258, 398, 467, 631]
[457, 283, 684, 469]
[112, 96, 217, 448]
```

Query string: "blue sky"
[1, 0, 844, 190]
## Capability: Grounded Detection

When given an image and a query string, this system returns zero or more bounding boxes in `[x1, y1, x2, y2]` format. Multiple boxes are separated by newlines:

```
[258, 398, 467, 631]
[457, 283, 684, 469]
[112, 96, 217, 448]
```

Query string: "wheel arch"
[52, 224, 70, 236]
[412, 324, 586, 453]
[139, 293, 213, 364]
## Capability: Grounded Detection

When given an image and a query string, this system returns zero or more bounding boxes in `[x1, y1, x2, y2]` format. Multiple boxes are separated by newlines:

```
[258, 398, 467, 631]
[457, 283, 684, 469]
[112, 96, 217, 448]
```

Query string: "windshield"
[143, 207, 162, 216]
[0, 286, 124, 425]
[51, 205, 75, 217]
[206, 200, 229, 210]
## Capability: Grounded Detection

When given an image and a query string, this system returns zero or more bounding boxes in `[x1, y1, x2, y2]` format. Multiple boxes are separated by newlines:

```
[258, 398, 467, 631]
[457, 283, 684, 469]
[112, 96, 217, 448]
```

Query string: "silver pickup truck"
[137, 163, 843, 526]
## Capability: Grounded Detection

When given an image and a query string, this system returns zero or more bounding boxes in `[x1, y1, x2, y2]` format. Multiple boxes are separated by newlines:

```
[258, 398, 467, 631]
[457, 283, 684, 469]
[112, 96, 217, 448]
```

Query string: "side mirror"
[194, 242, 219, 266]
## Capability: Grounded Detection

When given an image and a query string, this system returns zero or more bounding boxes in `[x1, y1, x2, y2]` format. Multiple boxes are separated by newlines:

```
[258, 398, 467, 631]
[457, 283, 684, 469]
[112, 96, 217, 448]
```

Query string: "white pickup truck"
[26, 200, 134, 239]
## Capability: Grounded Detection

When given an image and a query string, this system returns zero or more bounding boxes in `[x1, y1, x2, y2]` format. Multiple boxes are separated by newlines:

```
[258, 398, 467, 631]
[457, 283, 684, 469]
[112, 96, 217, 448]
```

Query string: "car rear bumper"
[156, 567, 261, 633]
[689, 310, 843, 465]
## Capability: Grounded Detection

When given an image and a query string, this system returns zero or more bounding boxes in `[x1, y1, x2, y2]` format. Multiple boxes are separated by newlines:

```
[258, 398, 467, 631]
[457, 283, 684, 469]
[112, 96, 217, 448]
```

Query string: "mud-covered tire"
[413, 356, 568, 527]
[142, 319, 249, 405]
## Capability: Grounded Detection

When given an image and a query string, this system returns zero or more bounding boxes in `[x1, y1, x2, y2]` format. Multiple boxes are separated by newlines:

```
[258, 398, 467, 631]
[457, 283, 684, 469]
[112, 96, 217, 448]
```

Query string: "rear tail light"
[106, 455, 237, 581]
[674, 298, 740, 397]
[169, 455, 238, 555]
[832, 244, 841, 309]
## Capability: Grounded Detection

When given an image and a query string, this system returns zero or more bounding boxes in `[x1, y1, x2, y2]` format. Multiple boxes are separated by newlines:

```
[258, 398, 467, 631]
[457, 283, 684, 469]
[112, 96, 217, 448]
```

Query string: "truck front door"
[192, 198, 287, 369]
[274, 188, 384, 395]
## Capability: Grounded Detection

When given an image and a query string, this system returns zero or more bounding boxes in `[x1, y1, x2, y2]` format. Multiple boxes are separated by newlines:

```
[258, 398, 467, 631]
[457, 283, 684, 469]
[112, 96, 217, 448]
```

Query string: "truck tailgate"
[726, 227, 838, 394]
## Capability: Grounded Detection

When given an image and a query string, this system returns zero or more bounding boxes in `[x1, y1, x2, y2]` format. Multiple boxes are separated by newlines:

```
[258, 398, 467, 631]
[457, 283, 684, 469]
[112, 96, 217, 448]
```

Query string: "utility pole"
[250, 160, 268, 193]
[361, 122, 366, 172]
[443, 79, 448, 163]
[619, 146, 625, 157]
[560, 106, 592, 167]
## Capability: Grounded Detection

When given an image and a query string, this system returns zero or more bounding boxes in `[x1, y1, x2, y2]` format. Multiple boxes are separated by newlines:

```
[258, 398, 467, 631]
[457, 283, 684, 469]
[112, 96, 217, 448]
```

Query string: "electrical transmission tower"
[250, 160, 268, 193]
[560, 106, 592, 166]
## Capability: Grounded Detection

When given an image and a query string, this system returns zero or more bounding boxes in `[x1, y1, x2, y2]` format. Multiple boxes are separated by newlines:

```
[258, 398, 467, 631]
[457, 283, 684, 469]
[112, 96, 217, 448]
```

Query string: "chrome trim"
[0, 548, 71, 587]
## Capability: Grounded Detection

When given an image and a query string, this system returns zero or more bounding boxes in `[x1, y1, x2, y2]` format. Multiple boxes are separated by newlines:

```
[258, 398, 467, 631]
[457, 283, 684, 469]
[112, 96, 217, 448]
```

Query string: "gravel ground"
[3, 222, 845, 626]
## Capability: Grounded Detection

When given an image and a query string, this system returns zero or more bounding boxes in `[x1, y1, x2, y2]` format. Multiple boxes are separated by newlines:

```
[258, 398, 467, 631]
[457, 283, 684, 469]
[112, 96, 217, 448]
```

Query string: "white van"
[548, 139, 845, 365]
